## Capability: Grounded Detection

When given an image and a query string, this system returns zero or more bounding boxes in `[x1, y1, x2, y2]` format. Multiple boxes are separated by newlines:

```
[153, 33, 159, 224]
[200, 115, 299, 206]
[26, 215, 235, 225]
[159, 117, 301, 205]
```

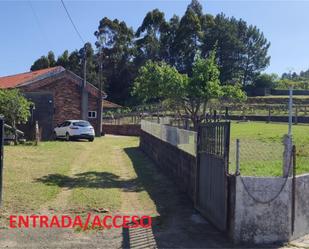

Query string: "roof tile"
[0, 66, 64, 89]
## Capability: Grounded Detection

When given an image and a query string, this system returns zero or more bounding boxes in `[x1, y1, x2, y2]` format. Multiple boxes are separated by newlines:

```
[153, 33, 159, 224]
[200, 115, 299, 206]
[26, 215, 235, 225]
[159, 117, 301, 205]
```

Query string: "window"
[88, 111, 97, 119]
[73, 121, 91, 127]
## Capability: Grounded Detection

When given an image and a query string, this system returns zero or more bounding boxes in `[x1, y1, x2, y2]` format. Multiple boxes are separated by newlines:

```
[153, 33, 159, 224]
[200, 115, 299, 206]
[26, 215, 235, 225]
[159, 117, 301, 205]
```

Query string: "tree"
[56, 50, 70, 68]
[254, 73, 278, 89]
[30, 56, 50, 71]
[95, 17, 136, 104]
[30, 51, 57, 71]
[0, 89, 32, 144]
[29, 0, 271, 105]
[159, 15, 180, 65]
[173, 0, 203, 74]
[47, 51, 56, 67]
[133, 50, 246, 129]
[135, 9, 167, 65]
[201, 14, 270, 86]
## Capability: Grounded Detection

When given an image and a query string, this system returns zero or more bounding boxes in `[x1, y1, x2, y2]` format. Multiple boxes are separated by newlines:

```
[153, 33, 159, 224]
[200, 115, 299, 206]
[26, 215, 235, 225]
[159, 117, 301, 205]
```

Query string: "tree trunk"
[192, 115, 200, 131]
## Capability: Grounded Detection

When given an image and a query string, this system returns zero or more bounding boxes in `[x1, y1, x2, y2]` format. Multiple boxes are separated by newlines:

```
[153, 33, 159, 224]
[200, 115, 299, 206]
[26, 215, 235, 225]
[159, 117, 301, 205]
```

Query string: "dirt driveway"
[0, 136, 293, 248]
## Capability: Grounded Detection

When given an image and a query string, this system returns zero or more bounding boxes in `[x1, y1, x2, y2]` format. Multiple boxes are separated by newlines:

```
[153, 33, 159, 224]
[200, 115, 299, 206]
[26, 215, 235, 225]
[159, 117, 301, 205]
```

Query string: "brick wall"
[102, 124, 141, 136]
[21, 72, 100, 129]
[140, 130, 196, 201]
[88, 94, 98, 129]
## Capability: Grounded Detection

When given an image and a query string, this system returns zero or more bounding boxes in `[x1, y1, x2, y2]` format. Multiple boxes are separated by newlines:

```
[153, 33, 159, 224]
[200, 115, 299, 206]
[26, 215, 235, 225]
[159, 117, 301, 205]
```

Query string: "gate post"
[0, 117, 4, 206]
[194, 125, 201, 208]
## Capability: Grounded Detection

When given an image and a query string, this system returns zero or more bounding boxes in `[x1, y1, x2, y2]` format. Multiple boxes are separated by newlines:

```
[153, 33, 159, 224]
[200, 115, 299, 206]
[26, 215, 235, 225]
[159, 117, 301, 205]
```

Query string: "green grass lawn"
[229, 122, 309, 176]
[2, 123, 309, 217]
[1, 137, 160, 215]
[175, 121, 309, 176]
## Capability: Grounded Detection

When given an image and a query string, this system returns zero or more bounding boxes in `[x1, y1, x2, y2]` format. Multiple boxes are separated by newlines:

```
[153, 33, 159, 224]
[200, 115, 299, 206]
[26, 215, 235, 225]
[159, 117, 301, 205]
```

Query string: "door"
[196, 122, 230, 231]
[55, 122, 67, 137]
[21, 92, 54, 140]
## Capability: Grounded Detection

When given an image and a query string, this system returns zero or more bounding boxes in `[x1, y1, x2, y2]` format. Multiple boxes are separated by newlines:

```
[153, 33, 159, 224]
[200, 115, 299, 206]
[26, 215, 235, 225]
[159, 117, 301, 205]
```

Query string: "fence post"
[267, 107, 271, 123]
[225, 107, 229, 121]
[291, 145, 296, 235]
[184, 118, 189, 130]
[295, 106, 298, 125]
[35, 121, 40, 146]
[194, 125, 201, 208]
[236, 139, 240, 175]
[0, 117, 4, 206]
[283, 134, 293, 177]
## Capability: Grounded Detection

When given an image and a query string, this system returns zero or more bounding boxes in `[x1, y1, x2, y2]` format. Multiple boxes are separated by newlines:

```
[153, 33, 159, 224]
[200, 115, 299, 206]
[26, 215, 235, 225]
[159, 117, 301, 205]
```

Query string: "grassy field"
[230, 122, 309, 176]
[1, 123, 309, 216]
[175, 121, 309, 176]
[0, 136, 164, 216]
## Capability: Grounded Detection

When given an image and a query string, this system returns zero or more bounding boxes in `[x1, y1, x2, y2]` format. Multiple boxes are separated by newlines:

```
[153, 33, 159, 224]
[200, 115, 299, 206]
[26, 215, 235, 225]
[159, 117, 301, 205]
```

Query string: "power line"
[60, 0, 85, 45]
[28, 0, 51, 46]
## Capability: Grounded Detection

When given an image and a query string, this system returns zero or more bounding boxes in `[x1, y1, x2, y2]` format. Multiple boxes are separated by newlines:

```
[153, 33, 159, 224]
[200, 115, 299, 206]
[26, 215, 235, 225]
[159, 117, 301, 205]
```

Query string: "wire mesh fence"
[141, 117, 309, 177]
[229, 138, 285, 176]
[293, 142, 309, 175]
[141, 120, 197, 156]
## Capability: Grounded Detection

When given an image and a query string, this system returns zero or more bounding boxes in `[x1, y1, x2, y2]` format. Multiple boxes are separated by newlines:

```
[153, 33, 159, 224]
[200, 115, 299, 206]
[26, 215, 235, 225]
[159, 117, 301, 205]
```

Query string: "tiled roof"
[103, 100, 122, 108]
[0, 66, 64, 89]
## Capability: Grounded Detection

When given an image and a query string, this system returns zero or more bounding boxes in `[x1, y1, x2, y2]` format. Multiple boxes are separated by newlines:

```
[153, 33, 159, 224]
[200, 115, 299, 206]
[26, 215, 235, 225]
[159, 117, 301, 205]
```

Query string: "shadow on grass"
[121, 146, 235, 249]
[35, 171, 143, 192]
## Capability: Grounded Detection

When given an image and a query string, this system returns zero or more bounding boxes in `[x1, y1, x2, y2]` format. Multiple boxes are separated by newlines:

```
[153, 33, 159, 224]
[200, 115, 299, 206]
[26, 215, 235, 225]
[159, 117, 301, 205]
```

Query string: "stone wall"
[140, 130, 196, 201]
[102, 124, 141, 136]
[293, 173, 309, 240]
[229, 174, 309, 244]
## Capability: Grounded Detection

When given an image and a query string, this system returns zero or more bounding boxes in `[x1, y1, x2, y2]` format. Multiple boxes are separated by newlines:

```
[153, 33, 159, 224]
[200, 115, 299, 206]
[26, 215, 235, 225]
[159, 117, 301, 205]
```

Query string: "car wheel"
[88, 137, 94, 142]
[65, 132, 71, 141]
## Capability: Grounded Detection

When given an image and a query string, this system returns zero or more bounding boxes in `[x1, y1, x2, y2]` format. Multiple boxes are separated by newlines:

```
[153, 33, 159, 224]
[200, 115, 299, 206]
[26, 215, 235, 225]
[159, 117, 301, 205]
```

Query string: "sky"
[1, 0, 309, 77]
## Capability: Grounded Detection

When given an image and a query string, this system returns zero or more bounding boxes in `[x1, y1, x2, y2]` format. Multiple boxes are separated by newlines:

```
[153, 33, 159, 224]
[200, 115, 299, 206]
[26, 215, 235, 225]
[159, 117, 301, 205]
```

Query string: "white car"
[53, 120, 95, 142]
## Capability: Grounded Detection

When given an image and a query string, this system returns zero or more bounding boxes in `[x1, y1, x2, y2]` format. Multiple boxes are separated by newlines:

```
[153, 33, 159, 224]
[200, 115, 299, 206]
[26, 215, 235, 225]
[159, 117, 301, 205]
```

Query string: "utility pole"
[96, 58, 103, 137]
[288, 87, 293, 136]
[81, 44, 88, 120]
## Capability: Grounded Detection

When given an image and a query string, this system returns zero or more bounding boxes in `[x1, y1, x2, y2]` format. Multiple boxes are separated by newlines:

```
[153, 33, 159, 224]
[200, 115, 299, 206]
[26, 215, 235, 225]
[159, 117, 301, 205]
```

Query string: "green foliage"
[95, 18, 136, 104]
[0, 89, 32, 126]
[275, 79, 309, 90]
[135, 9, 166, 65]
[278, 69, 309, 90]
[254, 73, 277, 89]
[133, 50, 246, 128]
[29, 0, 270, 105]
[30, 56, 50, 71]
[133, 60, 187, 103]
[202, 14, 270, 85]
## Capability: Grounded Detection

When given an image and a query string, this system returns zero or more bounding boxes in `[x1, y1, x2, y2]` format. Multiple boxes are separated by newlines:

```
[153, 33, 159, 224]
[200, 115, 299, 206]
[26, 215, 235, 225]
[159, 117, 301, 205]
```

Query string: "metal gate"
[0, 117, 4, 206]
[196, 122, 230, 231]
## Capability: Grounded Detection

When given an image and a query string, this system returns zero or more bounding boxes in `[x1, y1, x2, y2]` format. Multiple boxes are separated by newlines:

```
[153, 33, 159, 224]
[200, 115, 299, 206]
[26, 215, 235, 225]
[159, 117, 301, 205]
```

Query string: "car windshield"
[72, 121, 91, 127]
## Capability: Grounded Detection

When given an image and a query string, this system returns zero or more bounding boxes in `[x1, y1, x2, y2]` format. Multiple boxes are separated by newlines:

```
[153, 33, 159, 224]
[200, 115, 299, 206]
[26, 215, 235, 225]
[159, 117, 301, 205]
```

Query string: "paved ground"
[287, 234, 309, 248]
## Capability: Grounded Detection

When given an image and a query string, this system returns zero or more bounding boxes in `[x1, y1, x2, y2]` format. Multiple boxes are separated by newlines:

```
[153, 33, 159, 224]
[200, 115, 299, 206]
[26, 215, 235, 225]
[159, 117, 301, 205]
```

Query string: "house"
[0, 66, 117, 140]
[102, 99, 122, 111]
